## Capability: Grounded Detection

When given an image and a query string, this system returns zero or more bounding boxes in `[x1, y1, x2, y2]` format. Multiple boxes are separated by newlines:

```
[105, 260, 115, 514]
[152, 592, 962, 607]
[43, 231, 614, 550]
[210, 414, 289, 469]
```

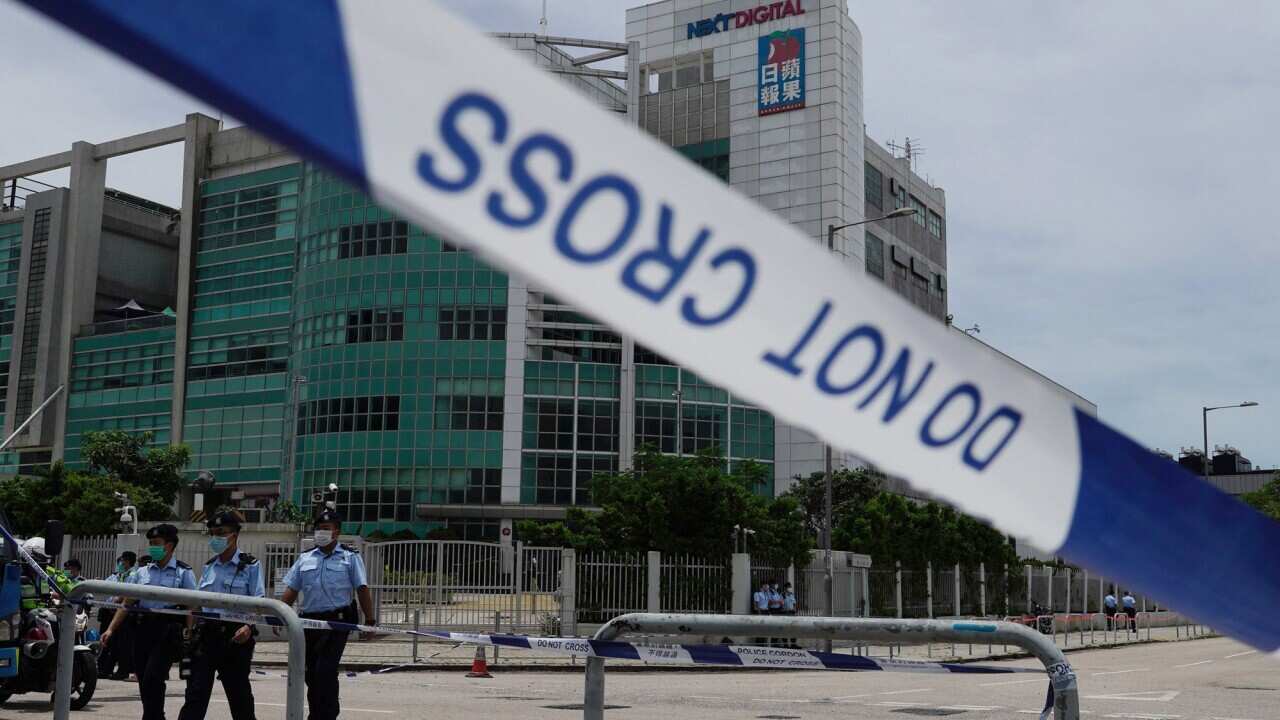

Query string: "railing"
[77, 312, 175, 338]
[575, 551, 645, 623]
[584, 614, 1080, 720]
[57, 580, 305, 720]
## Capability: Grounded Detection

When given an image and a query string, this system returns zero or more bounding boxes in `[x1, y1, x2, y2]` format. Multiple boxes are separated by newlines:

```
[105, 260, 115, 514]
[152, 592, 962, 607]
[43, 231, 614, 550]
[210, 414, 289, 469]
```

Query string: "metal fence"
[65, 535, 117, 580]
[660, 553, 731, 614]
[576, 551, 646, 624]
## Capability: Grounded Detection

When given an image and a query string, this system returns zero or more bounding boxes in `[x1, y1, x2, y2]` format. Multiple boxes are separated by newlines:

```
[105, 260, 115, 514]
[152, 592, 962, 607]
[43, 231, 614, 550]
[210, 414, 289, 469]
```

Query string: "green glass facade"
[520, 361, 620, 505]
[0, 220, 20, 475]
[183, 164, 299, 487]
[291, 166, 508, 537]
[65, 324, 175, 466]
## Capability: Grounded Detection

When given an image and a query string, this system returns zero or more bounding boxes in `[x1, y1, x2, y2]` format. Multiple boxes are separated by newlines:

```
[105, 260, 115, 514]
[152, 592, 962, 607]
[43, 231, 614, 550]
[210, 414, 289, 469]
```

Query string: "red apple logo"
[767, 32, 800, 64]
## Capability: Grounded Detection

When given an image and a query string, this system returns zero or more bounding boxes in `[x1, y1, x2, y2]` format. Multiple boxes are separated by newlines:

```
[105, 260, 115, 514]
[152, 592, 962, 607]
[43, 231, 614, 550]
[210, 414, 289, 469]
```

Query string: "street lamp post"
[818, 207, 916, 645]
[672, 388, 684, 457]
[1201, 401, 1259, 484]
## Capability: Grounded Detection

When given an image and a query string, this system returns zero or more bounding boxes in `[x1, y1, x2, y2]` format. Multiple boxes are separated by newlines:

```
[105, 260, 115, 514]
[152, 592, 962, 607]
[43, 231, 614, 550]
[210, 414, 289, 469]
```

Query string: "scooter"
[0, 597, 99, 710]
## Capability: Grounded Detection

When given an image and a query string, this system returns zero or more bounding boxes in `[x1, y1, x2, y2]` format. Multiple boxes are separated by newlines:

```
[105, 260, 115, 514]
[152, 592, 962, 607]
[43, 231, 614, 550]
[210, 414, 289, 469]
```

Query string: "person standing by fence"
[178, 511, 264, 720]
[781, 581, 797, 648]
[280, 509, 377, 720]
[97, 551, 137, 680]
[1103, 589, 1118, 630]
[1121, 591, 1137, 633]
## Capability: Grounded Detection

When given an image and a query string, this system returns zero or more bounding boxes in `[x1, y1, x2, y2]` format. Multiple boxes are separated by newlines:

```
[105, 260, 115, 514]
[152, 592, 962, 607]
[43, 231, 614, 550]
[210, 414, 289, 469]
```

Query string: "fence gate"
[67, 535, 116, 581]
[362, 539, 519, 633]
[517, 545, 562, 633]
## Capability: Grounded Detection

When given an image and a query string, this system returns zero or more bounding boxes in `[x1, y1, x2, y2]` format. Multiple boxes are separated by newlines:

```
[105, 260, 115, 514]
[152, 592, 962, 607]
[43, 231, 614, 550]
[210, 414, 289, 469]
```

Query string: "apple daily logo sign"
[758, 29, 805, 116]
[686, 0, 807, 40]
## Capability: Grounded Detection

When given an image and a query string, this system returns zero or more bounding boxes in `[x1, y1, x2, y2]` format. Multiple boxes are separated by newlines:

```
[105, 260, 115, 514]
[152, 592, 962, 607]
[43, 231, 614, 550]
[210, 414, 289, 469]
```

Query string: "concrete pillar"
[954, 563, 961, 617]
[731, 552, 751, 614]
[895, 561, 902, 618]
[646, 551, 661, 613]
[560, 548, 576, 636]
[926, 561, 933, 619]
[171, 113, 221, 447]
[979, 562, 987, 617]
[861, 568, 870, 617]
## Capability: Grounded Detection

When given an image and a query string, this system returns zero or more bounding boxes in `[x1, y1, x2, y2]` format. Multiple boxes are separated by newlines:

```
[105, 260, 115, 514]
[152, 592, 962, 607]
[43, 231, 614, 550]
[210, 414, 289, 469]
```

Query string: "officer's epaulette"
[238, 553, 258, 565]
[339, 544, 360, 554]
[176, 560, 192, 570]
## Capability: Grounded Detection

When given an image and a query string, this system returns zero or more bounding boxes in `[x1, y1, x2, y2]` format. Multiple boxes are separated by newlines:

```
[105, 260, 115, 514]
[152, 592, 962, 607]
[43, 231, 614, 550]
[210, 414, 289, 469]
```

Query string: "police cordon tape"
[18, 1, 1280, 656]
[88, 600, 1043, 676]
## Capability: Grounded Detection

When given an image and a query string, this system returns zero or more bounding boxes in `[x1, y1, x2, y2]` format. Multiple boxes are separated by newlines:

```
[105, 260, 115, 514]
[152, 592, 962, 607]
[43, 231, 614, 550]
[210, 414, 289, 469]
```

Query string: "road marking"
[1091, 667, 1151, 676]
[830, 693, 874, 700]
[214, 699, 393, 714]
[751, 698, 809, 703]
[1172, 659, 1213, 668]
[878, 688, 933, 695]
[1223, 650, 1257, 659]
[981, 677, 1046, 687]
[1086, 690, 1179, 702]
[872, 701, 928, 707]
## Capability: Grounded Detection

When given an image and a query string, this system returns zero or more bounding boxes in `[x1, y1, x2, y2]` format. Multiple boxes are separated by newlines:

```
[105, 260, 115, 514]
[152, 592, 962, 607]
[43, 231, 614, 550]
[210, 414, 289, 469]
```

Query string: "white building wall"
[628, 0, 864, 493]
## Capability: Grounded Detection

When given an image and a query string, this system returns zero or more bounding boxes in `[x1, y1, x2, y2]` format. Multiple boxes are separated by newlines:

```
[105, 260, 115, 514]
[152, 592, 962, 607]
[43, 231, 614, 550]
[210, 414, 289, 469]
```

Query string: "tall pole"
[823, 224, 836, 650]
[672, 388, 683, 457]
[1202, 406, 1210, 486]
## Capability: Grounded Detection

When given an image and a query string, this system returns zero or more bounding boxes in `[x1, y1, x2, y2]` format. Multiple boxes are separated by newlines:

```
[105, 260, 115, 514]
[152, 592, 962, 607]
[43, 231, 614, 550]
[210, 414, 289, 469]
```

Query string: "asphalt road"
[6, 636, 1273, 720]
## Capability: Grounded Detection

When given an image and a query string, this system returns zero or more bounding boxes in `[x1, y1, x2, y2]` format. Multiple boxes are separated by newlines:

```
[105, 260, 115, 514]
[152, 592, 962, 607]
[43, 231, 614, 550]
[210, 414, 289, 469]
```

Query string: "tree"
[516, 449, 811, 568]
[0, 461, 171, 536]
[81, 430, 190, 506]
[1241, 471, 1280, 520]
[783, 467, 883, 539]
[833, 491, 1019, 570]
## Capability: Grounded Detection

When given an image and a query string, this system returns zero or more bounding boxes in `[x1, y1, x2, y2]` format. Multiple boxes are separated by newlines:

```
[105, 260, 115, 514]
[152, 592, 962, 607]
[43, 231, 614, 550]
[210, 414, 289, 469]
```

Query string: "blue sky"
[1, 0, 1274, 469]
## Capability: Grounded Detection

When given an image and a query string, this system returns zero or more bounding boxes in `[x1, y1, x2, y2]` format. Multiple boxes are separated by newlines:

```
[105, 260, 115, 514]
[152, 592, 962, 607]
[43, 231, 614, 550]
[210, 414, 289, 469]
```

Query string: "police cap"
[206, 511, 243, 531]
[314, 509, 343, 526]
[145, 523, 179, 543]
[117, 551, 137, 564]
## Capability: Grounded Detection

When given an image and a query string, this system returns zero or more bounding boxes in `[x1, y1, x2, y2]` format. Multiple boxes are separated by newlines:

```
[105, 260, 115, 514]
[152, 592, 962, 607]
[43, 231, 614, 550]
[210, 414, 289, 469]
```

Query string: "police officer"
[102, 524, 197, 720]
[178, 511, 264, 720]
[98, 551, 137, 680]
[280, 510, 376, 720]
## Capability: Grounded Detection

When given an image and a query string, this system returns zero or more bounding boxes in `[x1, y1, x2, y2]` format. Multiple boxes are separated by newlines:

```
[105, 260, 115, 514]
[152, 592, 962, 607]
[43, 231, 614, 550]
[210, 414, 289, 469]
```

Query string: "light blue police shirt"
[753, 590, 769, 611]
[198, 549, 265, 613]
[783, 591, 797, 612]
[1104, 594, 1117, 609]
[1122, 595, 1136, 609]
[127, 556, 197, 608]
[283, 545, 368, 614]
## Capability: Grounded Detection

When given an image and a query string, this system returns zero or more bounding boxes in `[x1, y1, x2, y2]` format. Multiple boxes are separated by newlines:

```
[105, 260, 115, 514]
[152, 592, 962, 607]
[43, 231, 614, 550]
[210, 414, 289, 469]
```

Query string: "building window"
[338, 220, 408, 258]
[522, 452, 574, 505]
[298, 395, 401, 435]
[865, 233, 885, 280]
[188, 329, 289, 379]
[345, 308, 405, 343]
[437, 395, 503, 431]
[928, 210, 944, 240]
[910, 195, 927, 227]
[575, 454, 615, 505]
[635, 400, 678, 453]
[524, 398, 574, 450]
[438, 306, 506, 341]
[576, 400, 619, 452]
[864, 162, 883, 209]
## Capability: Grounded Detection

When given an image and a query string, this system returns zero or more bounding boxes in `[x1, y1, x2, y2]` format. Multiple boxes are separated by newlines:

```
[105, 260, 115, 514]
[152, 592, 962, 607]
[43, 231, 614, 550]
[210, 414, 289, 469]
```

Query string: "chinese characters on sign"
[758, 28, 805, 116]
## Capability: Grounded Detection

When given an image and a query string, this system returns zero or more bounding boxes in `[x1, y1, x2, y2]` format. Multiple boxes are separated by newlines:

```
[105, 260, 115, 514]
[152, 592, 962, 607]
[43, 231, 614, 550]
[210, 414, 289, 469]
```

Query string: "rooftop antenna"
[539, 0, 548, 35]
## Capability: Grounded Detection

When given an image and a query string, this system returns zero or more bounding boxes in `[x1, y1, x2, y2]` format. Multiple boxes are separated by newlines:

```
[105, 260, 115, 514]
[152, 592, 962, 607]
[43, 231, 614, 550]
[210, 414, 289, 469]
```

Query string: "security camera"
[120, 512, 134, 524]
[113, 491, 128, 501]
[327, 483, 339, 492]
[311, 492, 324, 503]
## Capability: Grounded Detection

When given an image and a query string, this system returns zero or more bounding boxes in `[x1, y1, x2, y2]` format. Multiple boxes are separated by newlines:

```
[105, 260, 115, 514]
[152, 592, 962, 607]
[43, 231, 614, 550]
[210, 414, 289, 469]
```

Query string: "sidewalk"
[251, 621, 1215, 671]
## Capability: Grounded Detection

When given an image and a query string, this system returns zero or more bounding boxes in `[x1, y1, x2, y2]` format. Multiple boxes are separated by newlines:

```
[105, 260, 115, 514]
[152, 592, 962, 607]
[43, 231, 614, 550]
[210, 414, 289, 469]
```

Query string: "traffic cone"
[465, 645, 492, 678]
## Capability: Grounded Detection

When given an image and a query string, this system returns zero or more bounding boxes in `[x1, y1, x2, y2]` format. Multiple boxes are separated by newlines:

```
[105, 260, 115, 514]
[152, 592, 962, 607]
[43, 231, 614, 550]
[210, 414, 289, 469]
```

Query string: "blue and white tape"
[89, 601, 1042, 676]
[17, 0, 1280, 655]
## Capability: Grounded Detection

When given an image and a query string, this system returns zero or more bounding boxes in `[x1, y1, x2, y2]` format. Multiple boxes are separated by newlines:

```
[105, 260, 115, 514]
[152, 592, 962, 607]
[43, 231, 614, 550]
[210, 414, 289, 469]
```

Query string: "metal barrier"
[54, 580, 306, 720]
[584, 613, 1079, 720]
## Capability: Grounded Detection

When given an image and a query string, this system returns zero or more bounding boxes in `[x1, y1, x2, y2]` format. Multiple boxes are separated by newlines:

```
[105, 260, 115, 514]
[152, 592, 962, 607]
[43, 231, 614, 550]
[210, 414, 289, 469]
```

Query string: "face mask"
[313, 529, 334, 546]
[147, 546, 166, 562]
[208, 536, 230, 554]
[115, 562, 125, 573]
